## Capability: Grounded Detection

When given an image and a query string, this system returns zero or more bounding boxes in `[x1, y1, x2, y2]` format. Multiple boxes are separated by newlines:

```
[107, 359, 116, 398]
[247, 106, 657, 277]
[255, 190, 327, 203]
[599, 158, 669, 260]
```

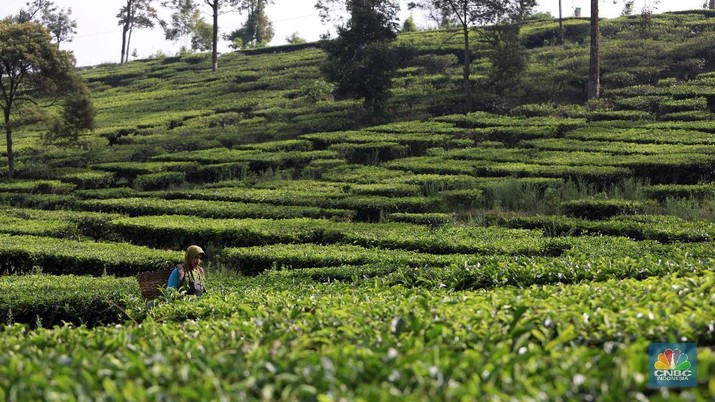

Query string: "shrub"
[133, 171, 186, 191]
[328, 142, 410, 164]
[561, 198, 646, 220]
[659, 97, 708, 114]
[187, 163, 249, 183]
[302, 80, 335, 102]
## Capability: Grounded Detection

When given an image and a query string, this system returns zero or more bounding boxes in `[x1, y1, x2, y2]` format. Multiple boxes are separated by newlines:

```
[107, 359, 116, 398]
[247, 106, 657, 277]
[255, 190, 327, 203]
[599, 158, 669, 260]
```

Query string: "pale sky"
[0, 0, 706, 67]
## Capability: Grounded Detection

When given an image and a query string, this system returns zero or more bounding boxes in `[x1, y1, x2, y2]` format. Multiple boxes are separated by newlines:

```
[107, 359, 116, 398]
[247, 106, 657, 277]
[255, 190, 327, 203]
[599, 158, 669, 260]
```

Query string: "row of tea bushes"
[165, 185, 446, 221]
[0, 271, 712, 400]
[385, 252, 715, 291]
[490, 213, 715, 243]
[77, 197, 355, 221]
[0, 275, 137, 328]
[0, 234, 180, 276]
[565, 126, 715, 144]
[144, 269, 715, 347]
[0, 180, 74, 194]
[220, 243, 460, 274]
[104, 214, 555, 256]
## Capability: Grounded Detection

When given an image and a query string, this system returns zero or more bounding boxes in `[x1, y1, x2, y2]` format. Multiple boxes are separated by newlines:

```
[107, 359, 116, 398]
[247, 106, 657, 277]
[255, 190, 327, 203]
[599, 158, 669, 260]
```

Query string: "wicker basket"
[137, 268, 173, 299]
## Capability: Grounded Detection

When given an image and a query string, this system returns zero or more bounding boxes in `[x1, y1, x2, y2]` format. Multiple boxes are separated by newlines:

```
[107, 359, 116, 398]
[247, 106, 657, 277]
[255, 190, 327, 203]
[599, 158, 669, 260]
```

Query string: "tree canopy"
[14, 0, 77, 47]
[227, 0, 275, 49]
[0, 20, 94, 178]
[117, 0, 159, 64]
[160, 0, 212, 51]
[409, 0, 536, 112]
[320, 0, 408, 119]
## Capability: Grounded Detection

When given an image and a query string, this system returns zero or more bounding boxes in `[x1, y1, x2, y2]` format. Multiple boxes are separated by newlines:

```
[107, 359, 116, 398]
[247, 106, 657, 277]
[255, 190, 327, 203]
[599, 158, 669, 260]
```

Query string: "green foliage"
[301, 79, 335, 102]
[0, 233, 179, 276]
[485, 24, 528, 97]
[79, 197, 354, 221]
[321, 0, 407, 118]
[0, 20, 93, 177]
[285, 32, 306, 44]
[2, 11, 715, 401]
[132, 171, 186, 191]
[0, 275, 135, 328]
[561, 198, 646, 220]
[227, 0, 274, 50]
[44, 77, 97, 144]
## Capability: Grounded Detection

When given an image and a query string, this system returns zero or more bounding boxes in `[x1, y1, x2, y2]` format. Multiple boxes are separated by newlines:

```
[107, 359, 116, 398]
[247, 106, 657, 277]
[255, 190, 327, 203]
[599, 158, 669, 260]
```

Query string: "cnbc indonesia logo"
[649, 343, 697, 388]
[654, 348, 692, 380]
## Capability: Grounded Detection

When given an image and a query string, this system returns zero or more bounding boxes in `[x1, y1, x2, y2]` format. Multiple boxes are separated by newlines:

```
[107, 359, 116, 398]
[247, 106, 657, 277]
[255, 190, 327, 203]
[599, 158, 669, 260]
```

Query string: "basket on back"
[137, 268, 172, 299]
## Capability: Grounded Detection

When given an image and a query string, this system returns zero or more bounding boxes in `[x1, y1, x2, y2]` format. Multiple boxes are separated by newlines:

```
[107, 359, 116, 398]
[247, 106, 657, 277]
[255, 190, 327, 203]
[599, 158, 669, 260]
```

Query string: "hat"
[185, 245, 205, 260]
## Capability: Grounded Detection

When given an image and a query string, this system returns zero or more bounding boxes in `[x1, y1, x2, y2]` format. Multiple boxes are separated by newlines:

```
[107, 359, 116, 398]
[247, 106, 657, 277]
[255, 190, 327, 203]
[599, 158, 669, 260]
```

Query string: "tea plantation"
[1, 10, 714, 401]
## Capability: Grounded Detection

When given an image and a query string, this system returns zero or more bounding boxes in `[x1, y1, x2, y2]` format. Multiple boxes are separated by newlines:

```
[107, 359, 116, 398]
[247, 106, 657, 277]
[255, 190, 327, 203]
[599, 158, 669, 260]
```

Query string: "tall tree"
[588, 0, 599, 99]
[117, 0, 158, 64]
[0, 20, 94, 178]
[160, 0, 212, 51]
[15, 0, 77, 47]
[710, 0, 714, 10]
[285, 32, 306, 44]
[409, 0, 535, 113]
[227, 0, 275, 49]
[318, 0, 406, 119]
[163, 0, 254, 71]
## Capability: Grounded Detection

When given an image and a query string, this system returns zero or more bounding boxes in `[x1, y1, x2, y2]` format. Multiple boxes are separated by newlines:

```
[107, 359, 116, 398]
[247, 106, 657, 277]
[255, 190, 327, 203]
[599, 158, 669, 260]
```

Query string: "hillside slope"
[0, 11, 713, 401]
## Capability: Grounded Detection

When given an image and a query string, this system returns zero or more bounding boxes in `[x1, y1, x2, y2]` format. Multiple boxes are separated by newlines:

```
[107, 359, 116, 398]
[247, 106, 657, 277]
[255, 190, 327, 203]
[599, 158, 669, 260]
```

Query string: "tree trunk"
[121, 25, 129, 63]
[462, 22, 472, 113]
[126, 26, 134, 62]
[121, 1, 132, 63]
[4, 108, 13, 179]
[710, 0, 715, 10]
[588, 0, 600, 100]
[558, 0, 563, 45]
[210, 0, 219, 72]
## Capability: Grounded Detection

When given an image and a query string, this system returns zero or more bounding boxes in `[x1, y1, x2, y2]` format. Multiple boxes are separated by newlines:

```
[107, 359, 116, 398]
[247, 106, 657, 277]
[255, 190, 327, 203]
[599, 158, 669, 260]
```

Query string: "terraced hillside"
[1, 11, 714, 401]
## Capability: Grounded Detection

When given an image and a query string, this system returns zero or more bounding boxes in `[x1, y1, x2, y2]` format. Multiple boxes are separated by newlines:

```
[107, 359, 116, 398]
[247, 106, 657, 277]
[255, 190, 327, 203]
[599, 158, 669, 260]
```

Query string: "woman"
[167, 245, 206, 296]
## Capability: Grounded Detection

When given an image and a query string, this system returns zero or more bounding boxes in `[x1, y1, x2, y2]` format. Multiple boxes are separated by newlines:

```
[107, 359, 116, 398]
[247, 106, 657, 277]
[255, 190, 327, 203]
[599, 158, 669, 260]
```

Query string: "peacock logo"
[654, 348, 691, 371]
[649, 343, 697, 387]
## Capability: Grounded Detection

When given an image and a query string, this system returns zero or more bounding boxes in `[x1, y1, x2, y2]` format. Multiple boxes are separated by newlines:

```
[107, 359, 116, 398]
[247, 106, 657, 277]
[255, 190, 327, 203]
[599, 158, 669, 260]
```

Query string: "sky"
[0, 0, 707, 67]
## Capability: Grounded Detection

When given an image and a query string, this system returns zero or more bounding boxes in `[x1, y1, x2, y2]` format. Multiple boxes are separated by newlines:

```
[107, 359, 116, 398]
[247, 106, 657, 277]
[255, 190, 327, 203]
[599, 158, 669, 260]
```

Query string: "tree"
[409, 0, 536, 112]
[319, 0, 407, 119]
[15, 0, 77, 47]
[226, 0, 275, 49]
[163, 0, 256, 71]
[45, 75, 96, 144]
[285, 32, 306, 44]
[191, 19, 214, 51]
[402, 14, 418, 31]
[588, 0, 599, 99]
[117, 0, 159, 64]
[484, 22, 526, 98]
[710, 0, 714, 10]
[0, 21, 94, 178]
[160, 0, 212, 51]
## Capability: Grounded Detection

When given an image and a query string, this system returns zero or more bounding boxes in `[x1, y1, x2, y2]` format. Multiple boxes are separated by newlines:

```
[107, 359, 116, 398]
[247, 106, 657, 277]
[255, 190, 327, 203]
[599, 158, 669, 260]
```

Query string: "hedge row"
[0, 234, 180, 276]
[105, 215, 556, 256]
[220, 243, 460, 275]
[1, 274, 713, 400]
[560, 198, 646, 220]
[165, 187, 445, 221]
[78, 197, 355, 221]
[0, 180, 74, 194]
[0, 275, 136, 328]
[642, 183, 715, 200]
[490, 213, 715, 243]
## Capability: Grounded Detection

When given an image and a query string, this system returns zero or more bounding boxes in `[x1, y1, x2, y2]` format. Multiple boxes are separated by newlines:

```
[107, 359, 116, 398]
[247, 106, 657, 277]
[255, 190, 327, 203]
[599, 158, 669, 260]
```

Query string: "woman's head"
[184, 245, 204, 270]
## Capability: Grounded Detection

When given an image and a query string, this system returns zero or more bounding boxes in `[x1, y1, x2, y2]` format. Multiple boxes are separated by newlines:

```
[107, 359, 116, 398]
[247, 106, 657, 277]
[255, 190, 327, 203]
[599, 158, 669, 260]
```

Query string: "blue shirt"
[167, 267, 181, 289]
